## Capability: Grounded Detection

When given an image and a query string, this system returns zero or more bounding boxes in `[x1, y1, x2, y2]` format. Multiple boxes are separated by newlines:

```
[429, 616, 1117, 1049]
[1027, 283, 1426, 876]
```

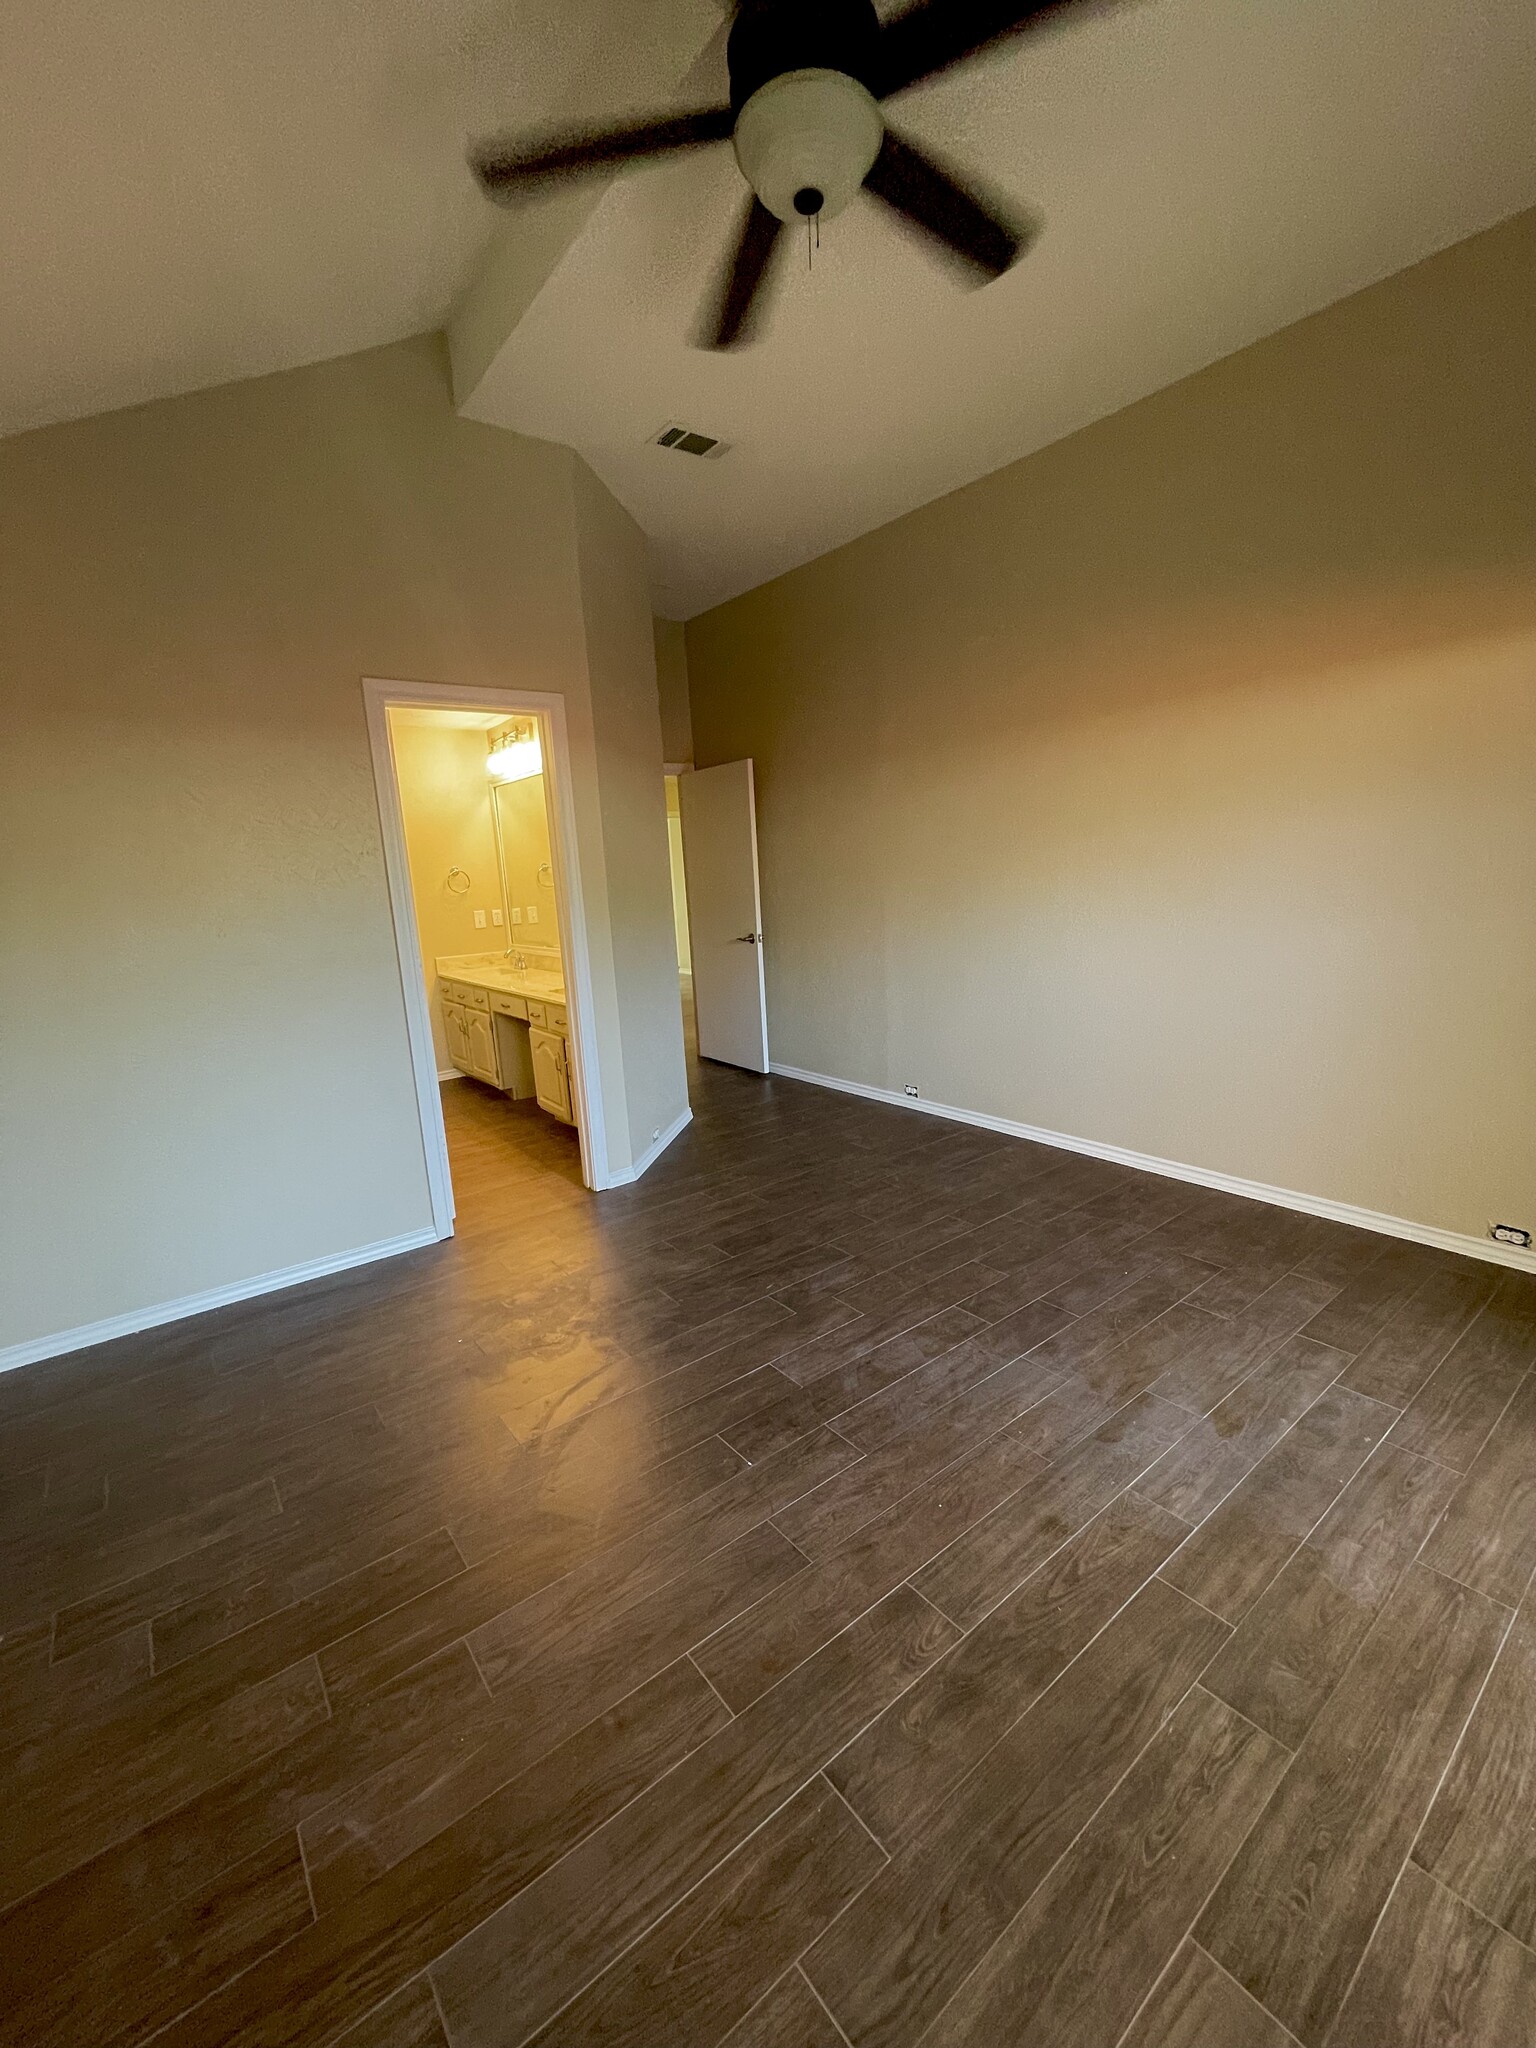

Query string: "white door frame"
[362, 677, 613, 1235]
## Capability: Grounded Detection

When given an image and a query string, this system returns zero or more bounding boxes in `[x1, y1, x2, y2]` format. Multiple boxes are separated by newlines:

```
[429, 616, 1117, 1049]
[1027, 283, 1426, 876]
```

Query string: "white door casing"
[362, 676, 613, 1219]
[679, 760, 769, 1074]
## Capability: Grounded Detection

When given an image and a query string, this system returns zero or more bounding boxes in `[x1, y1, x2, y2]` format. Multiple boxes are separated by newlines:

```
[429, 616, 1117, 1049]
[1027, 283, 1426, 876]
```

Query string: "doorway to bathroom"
[364, 679, 610, 1236]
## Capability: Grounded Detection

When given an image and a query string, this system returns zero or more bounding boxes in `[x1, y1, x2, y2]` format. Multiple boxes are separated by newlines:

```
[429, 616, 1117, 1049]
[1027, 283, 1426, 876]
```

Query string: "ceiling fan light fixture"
[732, 67, 883, 225]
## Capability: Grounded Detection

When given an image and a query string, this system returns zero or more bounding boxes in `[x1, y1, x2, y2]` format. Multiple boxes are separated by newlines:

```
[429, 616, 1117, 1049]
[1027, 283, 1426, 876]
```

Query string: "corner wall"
[652, 619, 694, 765]
[574, 466, 691, 1170]
[686, 208, 1536, 1250]
[0, 335, 684, 1361]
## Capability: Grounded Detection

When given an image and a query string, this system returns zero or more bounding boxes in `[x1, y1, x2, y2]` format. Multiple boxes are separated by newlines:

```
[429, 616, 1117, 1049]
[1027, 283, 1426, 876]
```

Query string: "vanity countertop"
[437, 956, 566, 1008]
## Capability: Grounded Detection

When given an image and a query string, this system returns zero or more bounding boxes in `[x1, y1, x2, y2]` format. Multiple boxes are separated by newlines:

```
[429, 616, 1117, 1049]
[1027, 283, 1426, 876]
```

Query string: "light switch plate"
[473, 908, 487, 929]
[510, 907, 522, 923]
[527, 906, 538, 923]
[491, 909, 503, 925]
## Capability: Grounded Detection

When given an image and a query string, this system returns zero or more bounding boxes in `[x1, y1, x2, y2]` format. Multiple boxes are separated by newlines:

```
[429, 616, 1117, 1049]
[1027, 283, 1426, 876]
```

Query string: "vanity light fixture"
[487, 720, 542, 783]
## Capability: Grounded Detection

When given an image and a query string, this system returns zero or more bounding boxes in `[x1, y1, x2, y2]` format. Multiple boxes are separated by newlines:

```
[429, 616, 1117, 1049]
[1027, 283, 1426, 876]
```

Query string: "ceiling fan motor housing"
[727, 0, 884, 223]
[733, 69, 884, 222]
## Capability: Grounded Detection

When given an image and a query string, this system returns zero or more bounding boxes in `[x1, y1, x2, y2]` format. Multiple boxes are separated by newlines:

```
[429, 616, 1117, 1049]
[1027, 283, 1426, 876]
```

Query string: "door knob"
[734, 932, 760, 944]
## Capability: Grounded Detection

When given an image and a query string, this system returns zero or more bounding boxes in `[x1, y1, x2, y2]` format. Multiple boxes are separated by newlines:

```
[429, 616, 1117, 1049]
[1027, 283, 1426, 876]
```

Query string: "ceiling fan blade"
[863, 131, 1031, 279]
[472, 106, 734, 203]
[697, 196, 787, 350]
[875, 0, 1084, 97]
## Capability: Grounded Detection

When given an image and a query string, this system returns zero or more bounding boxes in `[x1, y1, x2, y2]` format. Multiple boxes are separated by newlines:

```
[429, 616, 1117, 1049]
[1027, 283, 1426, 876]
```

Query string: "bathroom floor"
[2, 1057, 1533, 2047]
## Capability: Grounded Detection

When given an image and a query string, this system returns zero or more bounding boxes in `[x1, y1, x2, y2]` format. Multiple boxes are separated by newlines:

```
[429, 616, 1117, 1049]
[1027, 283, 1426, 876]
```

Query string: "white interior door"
[678, 760, 769, 1073]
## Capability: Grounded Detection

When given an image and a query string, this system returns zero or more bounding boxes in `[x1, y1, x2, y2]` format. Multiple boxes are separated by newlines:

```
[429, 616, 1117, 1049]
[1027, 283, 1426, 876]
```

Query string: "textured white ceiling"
[462, 0, 1536, 615]
[0, 0, 719, 437]
[5, 1, 1534, 622]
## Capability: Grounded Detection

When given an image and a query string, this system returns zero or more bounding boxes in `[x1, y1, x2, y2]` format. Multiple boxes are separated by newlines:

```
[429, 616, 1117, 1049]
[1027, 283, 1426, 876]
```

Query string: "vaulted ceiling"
[5, 1, 1534, 617]
[0, 0, 718, 436]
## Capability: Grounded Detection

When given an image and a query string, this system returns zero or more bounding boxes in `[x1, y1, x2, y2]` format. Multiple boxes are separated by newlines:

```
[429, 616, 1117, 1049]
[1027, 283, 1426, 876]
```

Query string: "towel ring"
[446, 867, 471, 895]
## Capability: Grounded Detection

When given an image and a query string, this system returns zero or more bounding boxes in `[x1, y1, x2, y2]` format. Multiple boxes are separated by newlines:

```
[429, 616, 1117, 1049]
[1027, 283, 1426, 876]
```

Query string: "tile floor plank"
[0, 1640, 490, 2004]
[522, 1775, 883, 2048]
[1135, 1335, 1349, 1528]
[1, 1653, 329, 1913]
[431, 1588, 956, 2048]
[828, 1489, 1190, 1845]
[1157, 1386, 1397, 1625]
[1413, 1594, 1536, 1946]
[149, 1656, 731, 2048]
[335, 1976, 449, 2047]
[1385, 1274, 1536, 1470]
[1147, 1273, 1343, 1415]
[914, 1394, 1194, 1628]
[771, 1352, 1062, 1563]
[1339, 1265, 1499, 1406]
[921, 1687, 1288, 2048]
[1323, 1862, 1536, 2048]
[721, 1967, 846, 2047]
[1197, 1564, 1509, 2045]
[719, 1307, 986, 1463]
[303, 1526, 806, 1909]
[1121, 1940, 1300, 2048]
[694, 1433, 1042, 1711]
[1201, 1444, 1460, 1749]
[802, 1579, 1227, 2048]
[3, 1832, 314, 2048]
[1419, 1370, 1536, 1607]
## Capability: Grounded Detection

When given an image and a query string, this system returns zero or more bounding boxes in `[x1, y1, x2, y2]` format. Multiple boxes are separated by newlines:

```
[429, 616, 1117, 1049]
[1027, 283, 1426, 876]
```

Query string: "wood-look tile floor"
[3, 1051, 1536, 2047]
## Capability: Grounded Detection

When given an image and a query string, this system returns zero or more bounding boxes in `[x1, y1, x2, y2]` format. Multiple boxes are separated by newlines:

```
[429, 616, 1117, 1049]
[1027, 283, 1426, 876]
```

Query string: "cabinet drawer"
[489, 991, 527, 1020]
[525, 1000, 547, 1029]
[440, 979, 488, 1011]
[544, 1003, 568, 1034]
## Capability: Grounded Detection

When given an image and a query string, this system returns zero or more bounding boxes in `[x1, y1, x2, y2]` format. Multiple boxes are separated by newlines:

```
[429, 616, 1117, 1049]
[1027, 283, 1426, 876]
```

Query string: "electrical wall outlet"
[904, 1084, 920, 1098]
[1490, 1222, 1533, 1249]
[473, 908, 487, 929]
[491, 908, 503, 926]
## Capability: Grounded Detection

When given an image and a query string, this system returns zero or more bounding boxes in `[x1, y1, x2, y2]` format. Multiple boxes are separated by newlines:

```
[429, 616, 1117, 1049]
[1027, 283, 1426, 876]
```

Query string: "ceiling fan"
[469, 0, 1094, 350]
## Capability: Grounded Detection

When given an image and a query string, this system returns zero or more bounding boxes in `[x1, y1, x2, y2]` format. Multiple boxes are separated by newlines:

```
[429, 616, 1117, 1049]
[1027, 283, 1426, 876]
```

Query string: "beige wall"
[687, 208, 1536, 1246]
[575, 464, 692, 1165]
[653, 618, 694, 765]
[0, 334, 686, 1357]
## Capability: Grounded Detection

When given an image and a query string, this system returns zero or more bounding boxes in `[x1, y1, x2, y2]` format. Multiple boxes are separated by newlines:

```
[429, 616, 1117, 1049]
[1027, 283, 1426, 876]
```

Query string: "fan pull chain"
[806, 211, 821, 271]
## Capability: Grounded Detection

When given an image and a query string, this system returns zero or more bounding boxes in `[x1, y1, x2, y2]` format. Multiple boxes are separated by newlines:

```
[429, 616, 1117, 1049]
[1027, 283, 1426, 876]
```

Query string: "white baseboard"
[770, 1063, 1536, 1276]
[438, 1068, 467, 1083]
[0, 1226, 444, 1376]
[600, 1105, 694, 1189]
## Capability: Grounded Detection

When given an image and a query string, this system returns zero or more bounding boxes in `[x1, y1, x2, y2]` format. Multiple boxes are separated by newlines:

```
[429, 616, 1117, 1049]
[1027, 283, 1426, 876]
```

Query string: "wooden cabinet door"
[443, 1000, 472, 1072]
[530, 1028, 573, 1123]
[466, 1007, 500, 1086]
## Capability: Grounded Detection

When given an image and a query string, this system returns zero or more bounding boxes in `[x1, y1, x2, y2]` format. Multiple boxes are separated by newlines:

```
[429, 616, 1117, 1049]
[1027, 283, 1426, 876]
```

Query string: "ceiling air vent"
[652, 423, 728, 459]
